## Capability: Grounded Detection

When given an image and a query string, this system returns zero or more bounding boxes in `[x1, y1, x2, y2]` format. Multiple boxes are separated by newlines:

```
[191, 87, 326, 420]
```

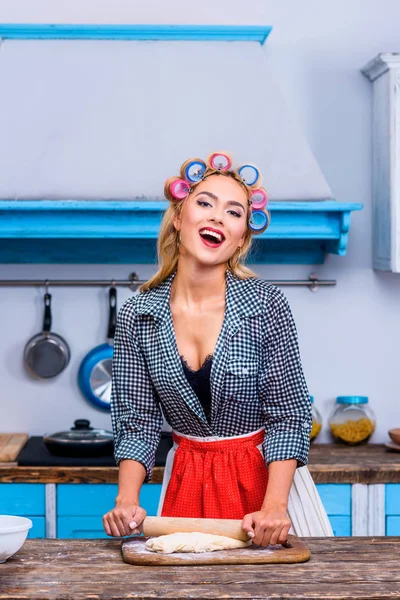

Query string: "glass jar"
[309, 396, 322, 442]
[329, 396, 376, 445]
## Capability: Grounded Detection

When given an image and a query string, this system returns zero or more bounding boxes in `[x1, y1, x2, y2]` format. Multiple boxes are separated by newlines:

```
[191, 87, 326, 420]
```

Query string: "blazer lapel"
[137, 272, 210, 427]
[210, 271, 263, 422]
[157, 308, 211, 425]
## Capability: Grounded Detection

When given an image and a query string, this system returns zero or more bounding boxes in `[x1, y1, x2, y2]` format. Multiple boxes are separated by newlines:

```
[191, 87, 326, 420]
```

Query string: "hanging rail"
[0, 272, 336, 292]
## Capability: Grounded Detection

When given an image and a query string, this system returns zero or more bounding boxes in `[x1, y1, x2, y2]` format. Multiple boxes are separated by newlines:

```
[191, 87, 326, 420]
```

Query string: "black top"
[181, 354, 213, 423]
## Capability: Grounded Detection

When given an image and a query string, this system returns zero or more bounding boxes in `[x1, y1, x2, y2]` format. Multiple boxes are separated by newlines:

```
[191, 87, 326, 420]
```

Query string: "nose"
[208, 210, 223, 225]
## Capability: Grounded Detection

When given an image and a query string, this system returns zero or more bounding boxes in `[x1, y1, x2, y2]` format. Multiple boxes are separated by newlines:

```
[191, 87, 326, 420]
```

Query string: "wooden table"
[1, 537, 400, 599]
[1, 444, 400, 484]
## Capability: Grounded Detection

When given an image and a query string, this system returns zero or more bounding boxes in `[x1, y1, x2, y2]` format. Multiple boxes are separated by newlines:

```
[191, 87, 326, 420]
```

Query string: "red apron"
[161, 428, 269, 519]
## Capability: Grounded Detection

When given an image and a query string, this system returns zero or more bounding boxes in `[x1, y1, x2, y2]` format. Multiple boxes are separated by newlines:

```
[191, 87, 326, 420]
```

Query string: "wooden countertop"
[1, 444, 400, 484]
[1, 537, 400, 599]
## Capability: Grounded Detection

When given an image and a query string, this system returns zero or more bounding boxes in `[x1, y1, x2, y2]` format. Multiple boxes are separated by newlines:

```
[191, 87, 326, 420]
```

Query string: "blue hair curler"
[238, 164, 260, 186]
[249, 210, 268, 232]
[185, 160, 207, 183]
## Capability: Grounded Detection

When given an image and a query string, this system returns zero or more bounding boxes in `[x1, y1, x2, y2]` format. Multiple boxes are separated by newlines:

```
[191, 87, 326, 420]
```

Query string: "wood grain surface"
[0, 434, 28, 462]
[142, 516, 251, 541]
[1, 537, 400, 599]
[1, 444, 400, 483]
[122, 533, 310, 565]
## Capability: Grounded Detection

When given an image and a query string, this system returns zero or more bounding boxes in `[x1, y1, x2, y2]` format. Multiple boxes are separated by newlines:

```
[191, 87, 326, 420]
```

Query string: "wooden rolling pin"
[142, 517, 248, 542]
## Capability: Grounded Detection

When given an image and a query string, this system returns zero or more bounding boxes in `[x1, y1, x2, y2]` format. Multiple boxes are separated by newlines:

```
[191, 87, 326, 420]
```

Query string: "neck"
[171, 258, 227, 309]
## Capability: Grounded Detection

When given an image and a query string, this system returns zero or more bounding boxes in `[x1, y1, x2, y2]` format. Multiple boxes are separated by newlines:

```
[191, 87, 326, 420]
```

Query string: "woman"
[103, 152, 333, 546]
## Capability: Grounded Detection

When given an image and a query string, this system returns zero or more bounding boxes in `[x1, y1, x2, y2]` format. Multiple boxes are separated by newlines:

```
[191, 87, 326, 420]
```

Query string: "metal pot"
[43, 419, 114, 457]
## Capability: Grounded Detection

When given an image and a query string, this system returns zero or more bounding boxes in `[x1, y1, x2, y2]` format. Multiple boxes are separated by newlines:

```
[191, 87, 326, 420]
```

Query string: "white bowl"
[0, 515, 32, 563]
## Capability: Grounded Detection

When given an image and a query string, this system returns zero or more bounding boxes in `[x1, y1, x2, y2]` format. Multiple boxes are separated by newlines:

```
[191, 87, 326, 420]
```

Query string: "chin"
[199, 256, 229, 268]
[186, 250, 225, 267]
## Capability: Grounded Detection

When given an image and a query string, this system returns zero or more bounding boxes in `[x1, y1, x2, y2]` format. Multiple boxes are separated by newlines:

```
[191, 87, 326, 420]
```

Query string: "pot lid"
[44, 419, 114, 443]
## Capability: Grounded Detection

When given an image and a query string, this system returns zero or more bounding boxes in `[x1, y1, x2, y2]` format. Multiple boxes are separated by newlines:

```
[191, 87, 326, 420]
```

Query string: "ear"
[173, 214, 181, 232]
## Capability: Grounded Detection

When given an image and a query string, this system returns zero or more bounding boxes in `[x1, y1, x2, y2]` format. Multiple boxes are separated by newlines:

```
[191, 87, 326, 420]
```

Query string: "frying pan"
[24, 292, 70, 379]
[78, 287, 117, 411]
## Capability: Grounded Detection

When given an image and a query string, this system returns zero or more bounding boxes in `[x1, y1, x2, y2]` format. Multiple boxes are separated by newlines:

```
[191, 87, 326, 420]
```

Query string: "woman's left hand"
[242, 507, 291, 547]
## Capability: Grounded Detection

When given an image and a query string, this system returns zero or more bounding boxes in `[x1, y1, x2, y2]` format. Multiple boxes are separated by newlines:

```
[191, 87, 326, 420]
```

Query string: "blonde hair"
[140, 158, 270, 293]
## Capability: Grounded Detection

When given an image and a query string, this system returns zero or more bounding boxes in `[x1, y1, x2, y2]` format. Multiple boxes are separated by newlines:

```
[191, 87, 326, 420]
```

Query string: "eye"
[196, 200, 212, 208]
[228, 210, 242, 218]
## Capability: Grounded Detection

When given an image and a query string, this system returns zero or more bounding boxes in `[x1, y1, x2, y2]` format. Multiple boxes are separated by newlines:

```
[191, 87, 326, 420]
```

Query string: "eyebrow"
[195, 190, 246, 211]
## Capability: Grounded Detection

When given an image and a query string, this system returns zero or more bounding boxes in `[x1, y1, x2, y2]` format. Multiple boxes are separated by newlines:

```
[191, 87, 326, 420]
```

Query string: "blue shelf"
[0, 24, 272, 44]
[0, 200, 362, 264]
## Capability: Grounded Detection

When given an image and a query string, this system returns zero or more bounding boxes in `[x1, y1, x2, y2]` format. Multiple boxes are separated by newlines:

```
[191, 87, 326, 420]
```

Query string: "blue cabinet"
[316, 484, 351, 536]
[385, 484, 400, 535]
[0, 482, 354, 538]
[57, 483, 162, 539]
[58, 516, 114, 539]
[6, 481, 396, 539]
[0, 483, 46, 539]
[56, 483, 352, 539]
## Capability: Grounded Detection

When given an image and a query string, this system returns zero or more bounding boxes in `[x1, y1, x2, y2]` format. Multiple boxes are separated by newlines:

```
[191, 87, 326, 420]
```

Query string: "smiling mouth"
[199, 228, 226, 247]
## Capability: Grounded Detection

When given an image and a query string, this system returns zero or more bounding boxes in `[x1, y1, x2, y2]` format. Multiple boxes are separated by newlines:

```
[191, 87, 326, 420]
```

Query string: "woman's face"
[174, 174, 249, 267]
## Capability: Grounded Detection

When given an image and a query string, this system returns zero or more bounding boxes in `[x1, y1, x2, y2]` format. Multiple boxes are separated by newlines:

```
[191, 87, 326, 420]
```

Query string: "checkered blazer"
[110, 270, 312, 481]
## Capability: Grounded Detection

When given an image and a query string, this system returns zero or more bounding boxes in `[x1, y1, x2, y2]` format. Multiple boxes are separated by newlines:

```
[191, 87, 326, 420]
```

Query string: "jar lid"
[336, 396, 369, 404]
[309, 395, 314, 404]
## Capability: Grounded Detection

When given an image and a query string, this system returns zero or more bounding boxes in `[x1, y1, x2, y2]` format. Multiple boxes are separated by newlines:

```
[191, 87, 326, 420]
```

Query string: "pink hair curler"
[170, 179, 191, 200]
[251, 189, 268, 210]
[209, 152, 232, 171]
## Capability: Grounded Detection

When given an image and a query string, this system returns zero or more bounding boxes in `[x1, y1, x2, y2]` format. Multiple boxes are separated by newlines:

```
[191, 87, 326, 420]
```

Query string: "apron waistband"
[172, 428, 265, 453]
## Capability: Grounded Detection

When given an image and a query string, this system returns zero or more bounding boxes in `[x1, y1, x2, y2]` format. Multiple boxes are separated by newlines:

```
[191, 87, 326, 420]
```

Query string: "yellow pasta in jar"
[310, 420, 322, 441]
[330, 417, 375, 444]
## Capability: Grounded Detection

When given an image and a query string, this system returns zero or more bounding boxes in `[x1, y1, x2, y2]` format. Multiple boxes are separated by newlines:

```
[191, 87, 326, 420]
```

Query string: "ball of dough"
[145, 531, 251, 554]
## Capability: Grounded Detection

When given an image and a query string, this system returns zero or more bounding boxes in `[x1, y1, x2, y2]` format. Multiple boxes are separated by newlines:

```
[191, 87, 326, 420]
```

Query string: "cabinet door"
[0, 483, 45, 515]
[316, 484, 351, 536]
[328, 516, 351, 537]
[362, 54, 400, 272]
[57, 483, 162, 538]
[0, 484, 46, 539]
[385, 484, 400, 535]
[57, 484, 119, 517]
[57, 516, 110, 539]
[385, 484, 400, 515]
[386, 517, 400, 535]
[57, 483, 162, 516]
[27, 517, 46, 539]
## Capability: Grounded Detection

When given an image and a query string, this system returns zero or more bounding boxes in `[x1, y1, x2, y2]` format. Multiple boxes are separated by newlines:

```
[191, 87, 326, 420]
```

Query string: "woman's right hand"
[102, 502, 147, 537]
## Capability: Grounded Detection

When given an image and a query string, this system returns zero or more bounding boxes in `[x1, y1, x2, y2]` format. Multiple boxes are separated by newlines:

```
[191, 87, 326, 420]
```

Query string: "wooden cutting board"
[122, 534, 310, 565]
[0, 434, 29, 462]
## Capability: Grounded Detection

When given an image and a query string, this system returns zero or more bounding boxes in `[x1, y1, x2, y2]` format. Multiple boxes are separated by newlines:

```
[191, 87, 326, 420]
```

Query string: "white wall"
[1, 0, 400, 443]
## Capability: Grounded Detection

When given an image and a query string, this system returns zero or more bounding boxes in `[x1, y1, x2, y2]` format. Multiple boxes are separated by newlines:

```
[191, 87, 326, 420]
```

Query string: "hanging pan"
[24, 292, 70, 379]
[78, 287, 117, 411]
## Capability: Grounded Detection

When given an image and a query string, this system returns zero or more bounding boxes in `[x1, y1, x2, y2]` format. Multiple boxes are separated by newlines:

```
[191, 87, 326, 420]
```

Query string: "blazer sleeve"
[258, 287, 312, 468]
[110, 299, 163, 482]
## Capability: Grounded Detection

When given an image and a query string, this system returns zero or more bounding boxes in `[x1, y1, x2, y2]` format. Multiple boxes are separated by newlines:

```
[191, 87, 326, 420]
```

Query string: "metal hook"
[128, 272, 140, 291]
[308, 273, 319, 293]
[44, 279, 49, 295]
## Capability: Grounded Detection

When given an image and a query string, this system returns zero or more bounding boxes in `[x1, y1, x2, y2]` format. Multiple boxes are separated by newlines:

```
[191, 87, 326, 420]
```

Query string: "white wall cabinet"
[362, 54, 400, 272]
